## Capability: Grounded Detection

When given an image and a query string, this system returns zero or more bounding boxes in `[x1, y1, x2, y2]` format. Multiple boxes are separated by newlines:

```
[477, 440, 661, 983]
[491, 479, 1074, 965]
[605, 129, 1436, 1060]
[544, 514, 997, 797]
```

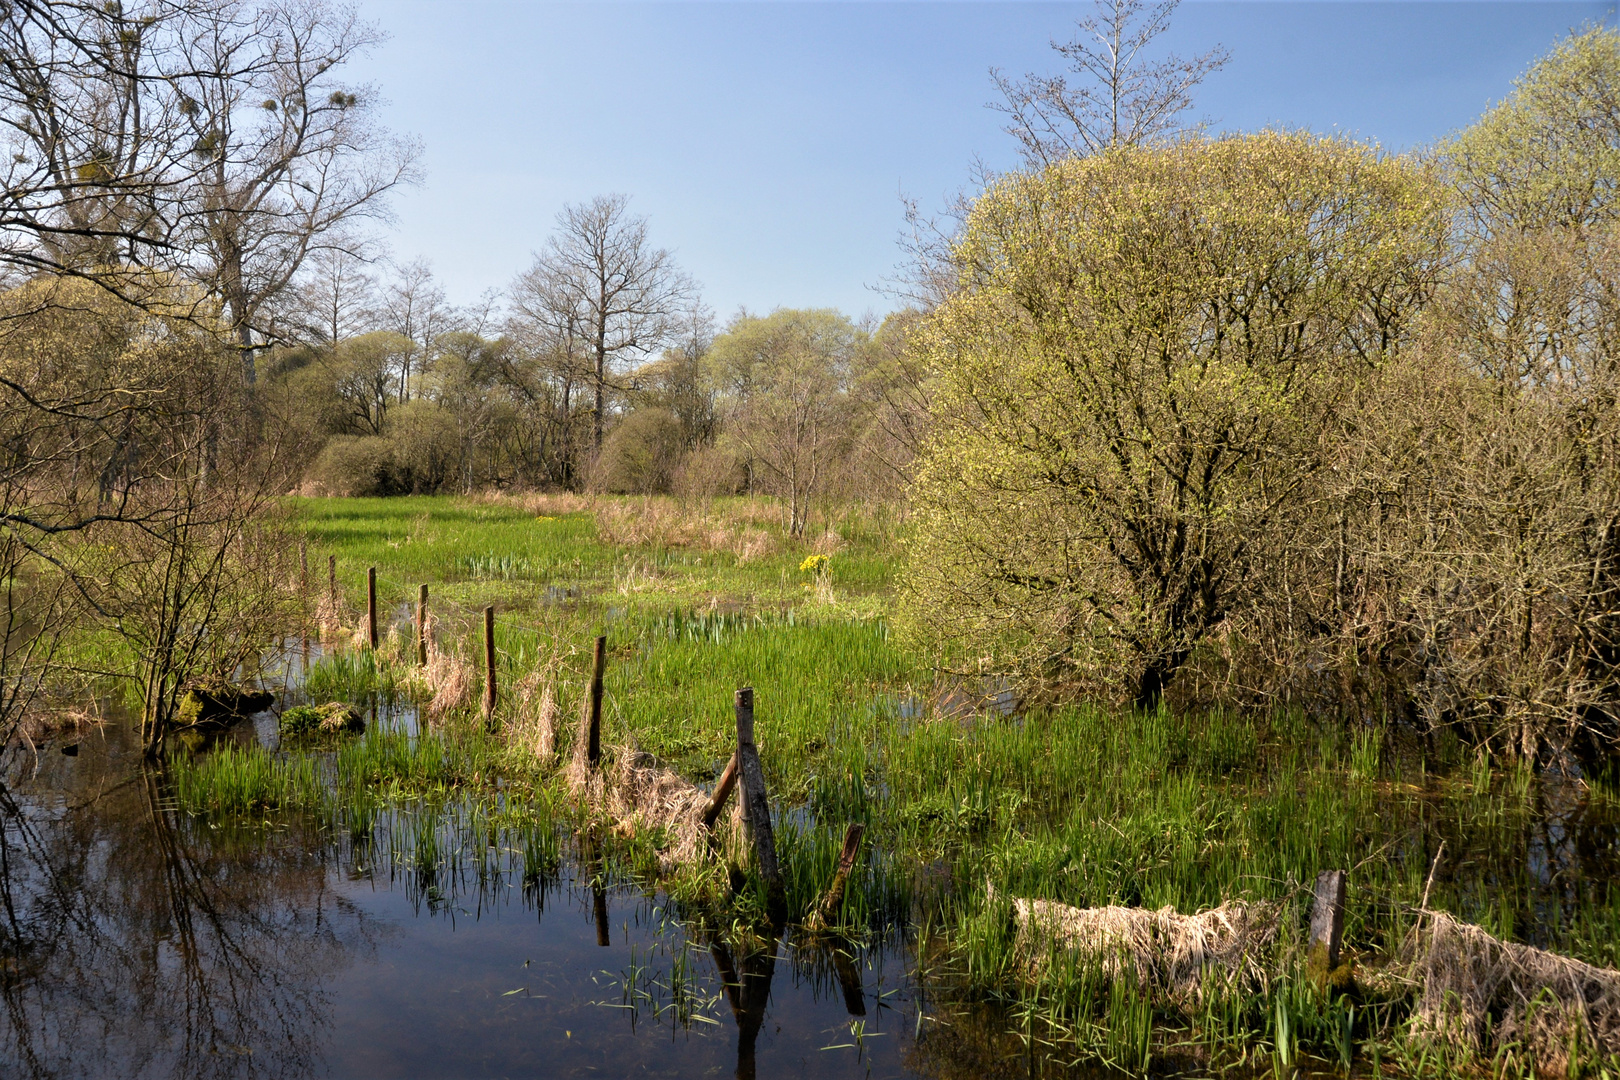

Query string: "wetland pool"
[0, 715, 1046, 1080]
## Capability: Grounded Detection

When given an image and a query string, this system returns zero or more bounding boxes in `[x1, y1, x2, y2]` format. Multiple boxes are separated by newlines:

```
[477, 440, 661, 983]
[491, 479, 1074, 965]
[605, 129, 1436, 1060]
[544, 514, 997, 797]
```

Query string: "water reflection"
[0, 726, 382, 1079]
[0, 723, 943, 1079]
[9, 705, 1620, 1078]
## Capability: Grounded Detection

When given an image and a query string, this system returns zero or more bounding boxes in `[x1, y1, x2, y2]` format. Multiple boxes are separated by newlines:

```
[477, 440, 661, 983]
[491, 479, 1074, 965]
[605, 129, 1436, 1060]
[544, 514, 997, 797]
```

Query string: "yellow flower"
[799, 554, 829, 574]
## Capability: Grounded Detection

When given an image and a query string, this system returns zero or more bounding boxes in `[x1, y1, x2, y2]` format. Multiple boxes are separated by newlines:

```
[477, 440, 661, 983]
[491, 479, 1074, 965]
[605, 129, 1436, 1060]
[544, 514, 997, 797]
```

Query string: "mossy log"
[175, 683, 275, 729]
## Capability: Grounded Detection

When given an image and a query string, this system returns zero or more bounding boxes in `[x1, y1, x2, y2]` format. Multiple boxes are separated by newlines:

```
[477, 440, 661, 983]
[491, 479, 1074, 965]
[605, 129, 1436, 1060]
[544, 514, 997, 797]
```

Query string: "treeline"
[904, 29, 1620, 771]
[266, 207, 926, 533]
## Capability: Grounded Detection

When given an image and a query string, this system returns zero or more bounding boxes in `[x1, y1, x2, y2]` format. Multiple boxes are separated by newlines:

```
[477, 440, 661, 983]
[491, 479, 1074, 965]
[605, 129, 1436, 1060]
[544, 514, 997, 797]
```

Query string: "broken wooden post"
[734, 687, 785, 921]
[1307, 869, 1348, 988]
[482, 605, 497, 723]
[416, 584, 429, 666]
[299, 540, 309, 648]
[327, 554, 337, 623]
[702, 750, 740, 830]
[807, 822, 865, 932]
[366, 566, 378, 649]
[586, 635, 606, 769]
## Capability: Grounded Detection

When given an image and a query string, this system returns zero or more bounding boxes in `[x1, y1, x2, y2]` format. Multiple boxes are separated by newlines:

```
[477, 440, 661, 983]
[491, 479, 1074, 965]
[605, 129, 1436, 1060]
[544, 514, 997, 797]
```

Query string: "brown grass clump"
[733, 528, 775, 565]
[312, 592, 347, 640]
[1401, 911, 1620, 1072]
[1010, 895, 1279, 1005]
[409, 613, 472, 718]
[504, 491, 594, 517]
[509, 672, 559, 760]
[601, 747, 728, 873]
[592, 496, 783, 564]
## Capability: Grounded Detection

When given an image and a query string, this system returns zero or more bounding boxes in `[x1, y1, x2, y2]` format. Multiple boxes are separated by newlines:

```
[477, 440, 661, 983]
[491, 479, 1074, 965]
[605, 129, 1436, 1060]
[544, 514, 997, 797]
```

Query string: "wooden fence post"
[327, 554, 337, 619]
[1308, 869, 1348, 987]
[808, 822, 865, 932]
[586, 635, 606, 768]
[734, 687, 785, 921]
[298, 539, 309, 645]
[417, 584, 429, 666]
[702, 750, 740, 830]
[367, 567, 378, 649]
[483, 606, 497, 723]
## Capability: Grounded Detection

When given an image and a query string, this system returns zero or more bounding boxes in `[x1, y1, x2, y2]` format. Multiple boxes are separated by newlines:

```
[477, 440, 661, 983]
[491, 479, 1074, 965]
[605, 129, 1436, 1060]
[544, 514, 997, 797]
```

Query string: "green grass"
[301, 648, 408, 703]
[158, 492, 1620, 1076]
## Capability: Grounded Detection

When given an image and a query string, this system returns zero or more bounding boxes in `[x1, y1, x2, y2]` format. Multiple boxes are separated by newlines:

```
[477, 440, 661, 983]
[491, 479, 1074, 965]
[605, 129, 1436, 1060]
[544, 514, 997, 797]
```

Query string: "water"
[0, 720, 1036, 1080]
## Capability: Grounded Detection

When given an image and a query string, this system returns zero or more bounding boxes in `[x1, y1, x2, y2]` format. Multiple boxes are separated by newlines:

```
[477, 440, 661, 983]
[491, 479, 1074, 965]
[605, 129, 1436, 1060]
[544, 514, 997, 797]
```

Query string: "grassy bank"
[165, 493, 1620, 1077]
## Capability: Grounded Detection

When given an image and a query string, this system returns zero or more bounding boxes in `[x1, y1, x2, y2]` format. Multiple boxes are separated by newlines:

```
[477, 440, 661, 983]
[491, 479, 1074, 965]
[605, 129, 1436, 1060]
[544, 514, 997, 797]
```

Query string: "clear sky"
[349, 1, 1614, 320]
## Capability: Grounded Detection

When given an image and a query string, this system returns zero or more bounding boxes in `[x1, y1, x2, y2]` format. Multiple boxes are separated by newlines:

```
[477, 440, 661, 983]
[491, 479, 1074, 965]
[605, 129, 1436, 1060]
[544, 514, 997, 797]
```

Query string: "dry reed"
[1008, 894, 1280, 1005]
[409, 613, 472, 718]
[510, 672, 559, 760]
[1402, 910, 1620, 1072]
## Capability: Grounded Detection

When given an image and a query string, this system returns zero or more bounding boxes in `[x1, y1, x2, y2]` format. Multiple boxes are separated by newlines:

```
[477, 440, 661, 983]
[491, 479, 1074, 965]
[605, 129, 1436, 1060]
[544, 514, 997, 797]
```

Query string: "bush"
[307, 435, 396, 496]
[592, 408, 685, 494]
[901, 133, 1445, 709]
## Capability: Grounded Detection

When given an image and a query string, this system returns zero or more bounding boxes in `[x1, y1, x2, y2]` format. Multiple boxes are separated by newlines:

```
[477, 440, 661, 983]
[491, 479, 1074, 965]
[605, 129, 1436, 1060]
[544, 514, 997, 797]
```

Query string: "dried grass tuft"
[601, 747, 726, 873]
[510, 672, 559, 760]
[1010, 895, 1279, 1005]
[505, 491, 594, 517]
[409, 613, 471, 718]
[1402, 911, 1620, 1072]
[312, 593, 346, 639]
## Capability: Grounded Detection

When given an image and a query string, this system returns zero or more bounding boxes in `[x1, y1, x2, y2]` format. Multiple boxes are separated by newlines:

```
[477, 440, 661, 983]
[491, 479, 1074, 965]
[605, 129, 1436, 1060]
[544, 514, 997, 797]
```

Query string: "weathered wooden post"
[808, 822, 865, 932]
[1307, 869, 1348, 987]
[734, 687, 785, 921]
[327, 554, 337, 626]
[416, 584, 429, 666]
[298, 539, 309, 648]
[367, 567, 378, 649]
[482, 606, 497, 723]
[702, 750, 740, 830]
[594, 883, 611, 946]
[586, 635, 606, 769]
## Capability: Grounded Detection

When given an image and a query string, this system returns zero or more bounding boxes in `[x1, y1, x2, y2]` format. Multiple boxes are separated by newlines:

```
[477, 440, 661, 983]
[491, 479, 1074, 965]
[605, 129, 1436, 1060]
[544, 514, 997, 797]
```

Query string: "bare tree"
[514, 194, 696, 456]
[291, 234, 380, 344]
[379, 258, 454, 401]
[0, 0, 419, 383]
[0, 1, 195, 298]
[991, 0, 1229, 167]
[173, 0, 420, 385]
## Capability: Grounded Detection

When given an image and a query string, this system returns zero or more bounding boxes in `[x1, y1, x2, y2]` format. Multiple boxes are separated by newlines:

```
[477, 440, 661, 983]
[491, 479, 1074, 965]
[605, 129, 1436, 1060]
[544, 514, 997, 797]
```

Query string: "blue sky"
[350, 1, 1613, 320]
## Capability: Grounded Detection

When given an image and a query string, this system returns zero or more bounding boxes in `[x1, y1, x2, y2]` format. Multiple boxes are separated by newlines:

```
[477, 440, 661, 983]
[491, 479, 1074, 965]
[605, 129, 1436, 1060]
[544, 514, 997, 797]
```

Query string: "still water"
[0, 713, 1042, 1080]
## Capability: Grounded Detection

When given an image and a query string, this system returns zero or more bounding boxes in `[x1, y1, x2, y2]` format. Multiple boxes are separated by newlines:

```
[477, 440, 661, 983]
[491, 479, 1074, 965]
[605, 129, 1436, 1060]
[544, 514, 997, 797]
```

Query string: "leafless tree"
[0, 0, 419, 384]
[991, 0, 1228, 167]
[291, 234, 380, 344]
[513, 194, 696, 456]
[379, 257, 454, 401]
[172, 0, 420, 385]
[0, 1, 195, 299]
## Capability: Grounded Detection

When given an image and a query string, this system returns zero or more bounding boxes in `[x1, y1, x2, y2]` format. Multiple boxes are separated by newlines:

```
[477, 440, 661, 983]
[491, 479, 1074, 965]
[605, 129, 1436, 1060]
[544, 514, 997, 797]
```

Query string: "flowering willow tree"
[901, 133, 1446, 709]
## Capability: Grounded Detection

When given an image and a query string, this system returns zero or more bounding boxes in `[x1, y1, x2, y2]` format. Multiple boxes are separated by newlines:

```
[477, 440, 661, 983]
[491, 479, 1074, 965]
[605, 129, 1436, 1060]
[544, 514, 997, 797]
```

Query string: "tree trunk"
[593, 339, 607, 453]
[1134, 662, 1168, 713]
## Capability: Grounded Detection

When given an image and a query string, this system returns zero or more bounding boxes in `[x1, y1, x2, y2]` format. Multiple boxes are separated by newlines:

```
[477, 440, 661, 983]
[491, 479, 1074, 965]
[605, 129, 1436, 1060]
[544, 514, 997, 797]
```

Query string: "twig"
[1419, 839, 1446, 913]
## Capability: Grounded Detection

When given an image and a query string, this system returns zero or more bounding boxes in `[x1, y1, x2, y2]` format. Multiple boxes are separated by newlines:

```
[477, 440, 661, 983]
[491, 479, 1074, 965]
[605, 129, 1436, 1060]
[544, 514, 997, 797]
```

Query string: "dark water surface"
[0, 715, 1033, 1080]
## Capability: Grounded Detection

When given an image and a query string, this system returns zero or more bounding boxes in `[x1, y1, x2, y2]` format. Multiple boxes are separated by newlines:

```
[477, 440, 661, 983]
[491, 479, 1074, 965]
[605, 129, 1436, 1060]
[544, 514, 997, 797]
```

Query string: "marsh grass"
[157, 493, 1620, 1074]
[171, 742, 324, 815]
[301, 648, 408, 703]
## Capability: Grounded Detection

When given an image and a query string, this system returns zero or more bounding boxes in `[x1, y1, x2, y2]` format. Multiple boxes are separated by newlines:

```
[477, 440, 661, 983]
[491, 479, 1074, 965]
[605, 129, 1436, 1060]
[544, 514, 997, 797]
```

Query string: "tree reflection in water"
[0, 736, 382, 1080]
